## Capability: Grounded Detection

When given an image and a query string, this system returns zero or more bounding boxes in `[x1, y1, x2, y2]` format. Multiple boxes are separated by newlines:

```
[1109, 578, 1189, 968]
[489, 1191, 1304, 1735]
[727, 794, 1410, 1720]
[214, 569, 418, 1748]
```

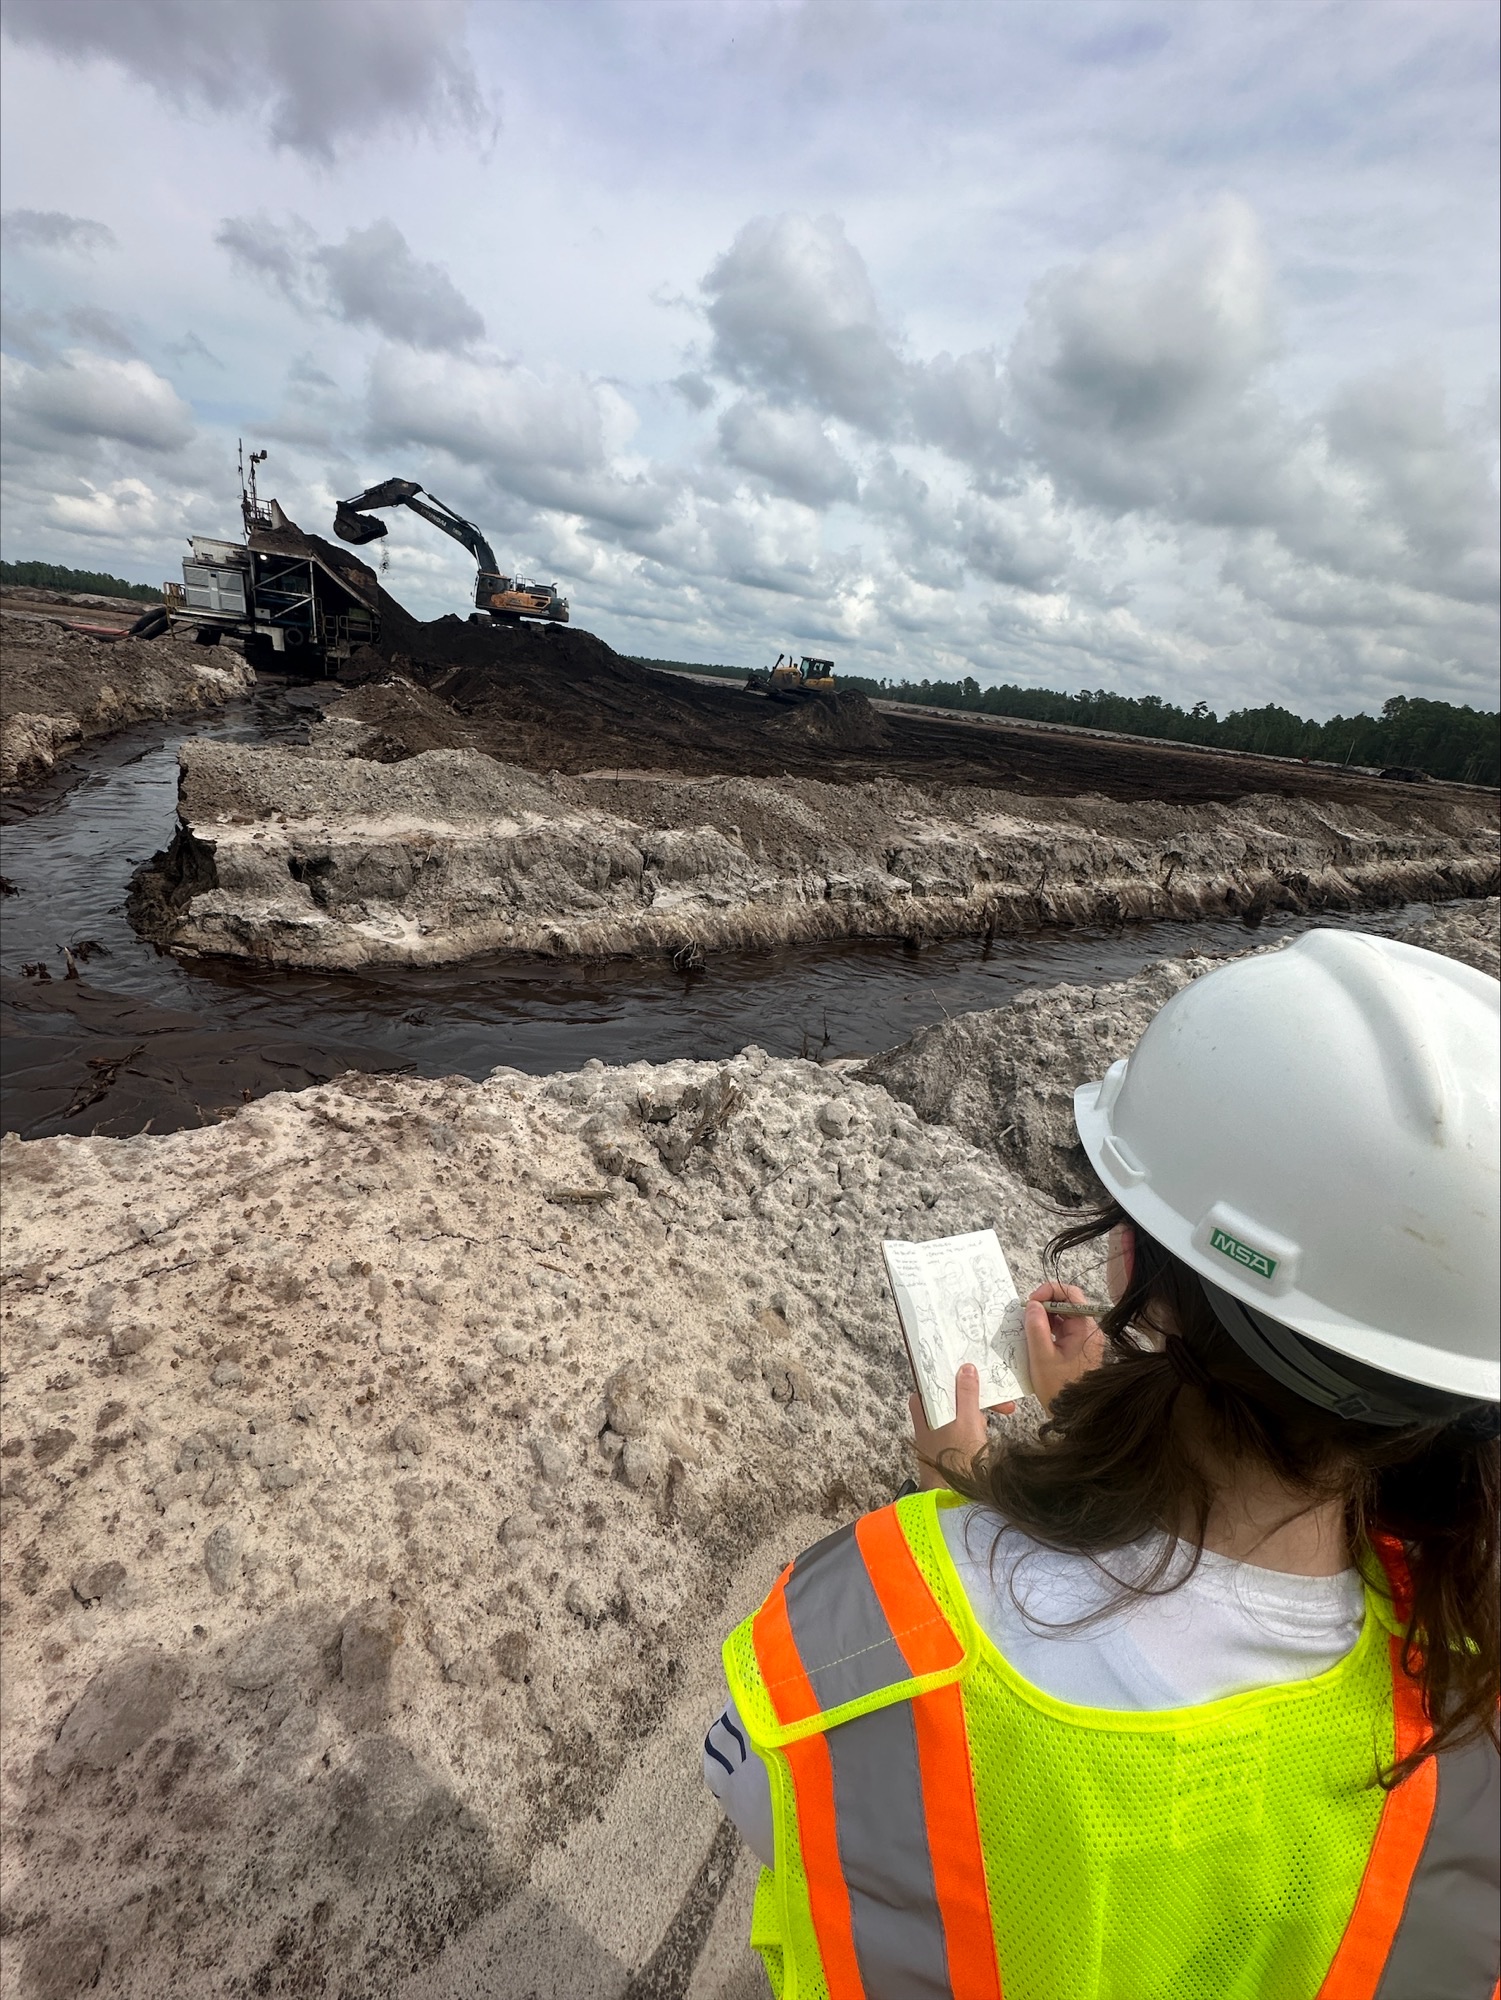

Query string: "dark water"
[0, 694, 1456, 1137]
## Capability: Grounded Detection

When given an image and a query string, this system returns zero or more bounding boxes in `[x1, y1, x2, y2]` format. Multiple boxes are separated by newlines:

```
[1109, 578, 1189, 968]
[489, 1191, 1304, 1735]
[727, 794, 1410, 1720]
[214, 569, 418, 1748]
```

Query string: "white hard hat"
[1074, 929, 1500, 1408]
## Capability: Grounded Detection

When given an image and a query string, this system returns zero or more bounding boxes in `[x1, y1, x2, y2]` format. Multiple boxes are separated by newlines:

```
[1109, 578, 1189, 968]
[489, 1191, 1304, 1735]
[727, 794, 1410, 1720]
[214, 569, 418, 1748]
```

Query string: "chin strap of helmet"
[1199, 1278, 1490, 1431]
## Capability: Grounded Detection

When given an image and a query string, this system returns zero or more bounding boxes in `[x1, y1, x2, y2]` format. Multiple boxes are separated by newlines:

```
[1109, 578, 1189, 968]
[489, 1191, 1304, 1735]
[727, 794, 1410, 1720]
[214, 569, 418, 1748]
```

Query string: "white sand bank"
[133, 740, 1498, 969]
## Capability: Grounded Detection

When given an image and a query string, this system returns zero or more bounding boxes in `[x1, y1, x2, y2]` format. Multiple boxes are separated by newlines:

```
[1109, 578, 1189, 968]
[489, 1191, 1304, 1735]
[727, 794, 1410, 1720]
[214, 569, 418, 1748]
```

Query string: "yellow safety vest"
[723, 1490, 1500, 2000]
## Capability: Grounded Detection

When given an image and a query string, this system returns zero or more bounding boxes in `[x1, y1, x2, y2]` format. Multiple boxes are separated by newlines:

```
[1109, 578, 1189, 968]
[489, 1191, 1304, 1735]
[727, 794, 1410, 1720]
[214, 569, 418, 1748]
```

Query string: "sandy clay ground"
[4, 537, 1498, 1995]
[1, 597, 254, 794]
[131, 722, 1497, 973]
[0, 1045, 1063, 2000]
[2, 900, 1495, 2000]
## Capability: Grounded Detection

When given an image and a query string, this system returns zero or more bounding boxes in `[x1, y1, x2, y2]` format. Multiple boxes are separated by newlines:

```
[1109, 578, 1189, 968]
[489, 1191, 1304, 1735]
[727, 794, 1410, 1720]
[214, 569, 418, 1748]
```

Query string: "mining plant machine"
[333, 478, 569, 625]
[163, 444, 381, 672]
[745, 653, 837, 699]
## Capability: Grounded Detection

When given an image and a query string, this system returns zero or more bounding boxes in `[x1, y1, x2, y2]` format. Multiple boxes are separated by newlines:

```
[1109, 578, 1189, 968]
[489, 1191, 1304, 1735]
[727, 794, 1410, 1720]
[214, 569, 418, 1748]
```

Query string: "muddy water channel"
[0, 690, 1459, 1139]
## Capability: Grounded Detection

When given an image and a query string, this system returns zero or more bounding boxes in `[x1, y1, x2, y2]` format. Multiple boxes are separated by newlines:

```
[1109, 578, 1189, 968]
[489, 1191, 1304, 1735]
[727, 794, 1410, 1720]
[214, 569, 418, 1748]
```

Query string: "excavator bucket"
[333, 502, 388, 546]
[334, 480, 425, 546]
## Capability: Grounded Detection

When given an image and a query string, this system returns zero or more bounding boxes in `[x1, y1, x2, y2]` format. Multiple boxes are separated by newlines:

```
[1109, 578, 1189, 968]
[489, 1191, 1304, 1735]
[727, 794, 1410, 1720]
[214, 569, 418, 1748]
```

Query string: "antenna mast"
[239, 439, 271, 537]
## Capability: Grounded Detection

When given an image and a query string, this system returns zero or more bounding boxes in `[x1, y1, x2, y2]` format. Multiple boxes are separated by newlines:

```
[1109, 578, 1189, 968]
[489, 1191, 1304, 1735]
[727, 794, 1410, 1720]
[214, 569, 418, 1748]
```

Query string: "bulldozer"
[333, 478, 569, 625]
[745, 653, 837, 700]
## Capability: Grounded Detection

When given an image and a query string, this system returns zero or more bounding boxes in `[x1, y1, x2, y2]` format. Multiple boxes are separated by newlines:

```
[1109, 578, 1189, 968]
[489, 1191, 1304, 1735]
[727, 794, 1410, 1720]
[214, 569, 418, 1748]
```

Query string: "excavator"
[333, 478, 569, 625]
[745, 652, 837, 699]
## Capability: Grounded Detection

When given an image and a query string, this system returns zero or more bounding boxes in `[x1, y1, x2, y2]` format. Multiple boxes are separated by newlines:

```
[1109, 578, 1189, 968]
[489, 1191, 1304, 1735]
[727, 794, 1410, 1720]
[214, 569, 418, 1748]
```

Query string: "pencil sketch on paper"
[882, 1229, 1030, 1428]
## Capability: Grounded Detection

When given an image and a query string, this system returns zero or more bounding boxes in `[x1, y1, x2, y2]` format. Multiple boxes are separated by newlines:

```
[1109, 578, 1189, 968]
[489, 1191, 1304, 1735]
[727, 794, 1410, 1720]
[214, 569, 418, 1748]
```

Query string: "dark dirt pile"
[348, 616, 897, 781]
[336, 610, 1493, 806]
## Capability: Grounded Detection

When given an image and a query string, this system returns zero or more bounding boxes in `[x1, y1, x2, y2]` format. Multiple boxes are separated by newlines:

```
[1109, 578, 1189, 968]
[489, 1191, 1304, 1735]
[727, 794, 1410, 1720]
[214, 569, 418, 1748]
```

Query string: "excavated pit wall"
[861, 899, 1501, 1206]
[3, 908, 1494, 1996]
[132, 737, 1498, 969]
[0, 613, 255, 792]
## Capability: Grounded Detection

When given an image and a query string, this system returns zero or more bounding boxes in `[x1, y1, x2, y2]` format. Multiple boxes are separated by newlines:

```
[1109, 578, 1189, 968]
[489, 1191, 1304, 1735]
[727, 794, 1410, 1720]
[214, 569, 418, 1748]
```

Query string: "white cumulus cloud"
[3, 349, 194, 453]
[704, 212, 905, 432]
[1, 209, 116, 255]
[2, 0, 489, 162]
[215, 215, 484, 352]
[717, 398, 858, 506]
[365, 347, 671, 533]
[318, 220, 485, 352]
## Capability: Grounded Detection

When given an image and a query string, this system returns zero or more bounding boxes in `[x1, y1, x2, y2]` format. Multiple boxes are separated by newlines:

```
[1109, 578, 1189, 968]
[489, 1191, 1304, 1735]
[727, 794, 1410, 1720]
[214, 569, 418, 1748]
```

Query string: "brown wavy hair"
[945, 1201, 1500, 1783]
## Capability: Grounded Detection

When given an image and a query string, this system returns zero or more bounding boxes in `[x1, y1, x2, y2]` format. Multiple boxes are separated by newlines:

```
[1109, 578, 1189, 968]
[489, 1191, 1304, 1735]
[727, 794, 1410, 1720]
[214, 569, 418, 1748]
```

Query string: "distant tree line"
[0, 559, 161, 603]
[835, 676, 1498, 788]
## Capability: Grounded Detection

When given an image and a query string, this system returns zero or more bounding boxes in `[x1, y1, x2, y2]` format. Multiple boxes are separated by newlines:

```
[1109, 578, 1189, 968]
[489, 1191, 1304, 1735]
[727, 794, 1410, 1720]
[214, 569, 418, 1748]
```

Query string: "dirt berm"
[1, 601, 254, 792]
[344, 593, 1488, 808]
[131, 728, 1498, 970]
[0, 1049, 1063, 1998]
[2, 914, 1493, 1999]
[860, 898, 1501, 1206]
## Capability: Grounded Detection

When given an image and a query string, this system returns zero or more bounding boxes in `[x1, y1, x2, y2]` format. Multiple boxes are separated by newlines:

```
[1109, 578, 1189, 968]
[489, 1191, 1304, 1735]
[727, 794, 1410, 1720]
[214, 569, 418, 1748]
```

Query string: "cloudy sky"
[2, 0, 1496, 717]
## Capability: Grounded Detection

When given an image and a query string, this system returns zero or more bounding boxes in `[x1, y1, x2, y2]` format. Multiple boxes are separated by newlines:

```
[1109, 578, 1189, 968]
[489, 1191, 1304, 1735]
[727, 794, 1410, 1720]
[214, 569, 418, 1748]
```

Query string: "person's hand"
[909, 1364, 1009, 1491]
[1024, 1283, 1107, 1414]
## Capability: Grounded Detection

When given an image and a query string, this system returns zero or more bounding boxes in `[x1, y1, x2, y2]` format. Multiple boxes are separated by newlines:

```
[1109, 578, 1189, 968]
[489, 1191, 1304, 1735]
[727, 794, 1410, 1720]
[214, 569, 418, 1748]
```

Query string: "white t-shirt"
[703, 1503, 1367, 1869]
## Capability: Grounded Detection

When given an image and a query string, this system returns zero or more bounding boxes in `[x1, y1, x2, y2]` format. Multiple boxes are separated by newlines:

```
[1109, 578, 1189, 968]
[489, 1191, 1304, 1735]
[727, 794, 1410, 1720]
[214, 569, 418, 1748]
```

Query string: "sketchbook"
[881, 1228, 1031, 1429]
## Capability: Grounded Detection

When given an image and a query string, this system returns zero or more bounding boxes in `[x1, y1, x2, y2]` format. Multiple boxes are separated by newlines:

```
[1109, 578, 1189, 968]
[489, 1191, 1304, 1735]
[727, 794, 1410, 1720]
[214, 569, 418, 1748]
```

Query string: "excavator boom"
[333, 478, 567, 624]
[333, 479, 422, 544]
[335, 479, 499, 575]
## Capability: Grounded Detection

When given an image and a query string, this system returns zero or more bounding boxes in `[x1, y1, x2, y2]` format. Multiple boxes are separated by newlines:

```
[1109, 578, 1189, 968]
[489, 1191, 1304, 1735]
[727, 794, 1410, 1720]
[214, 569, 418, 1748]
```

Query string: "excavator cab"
[799, 657, 836, 689]
[476, 570, 570, 624]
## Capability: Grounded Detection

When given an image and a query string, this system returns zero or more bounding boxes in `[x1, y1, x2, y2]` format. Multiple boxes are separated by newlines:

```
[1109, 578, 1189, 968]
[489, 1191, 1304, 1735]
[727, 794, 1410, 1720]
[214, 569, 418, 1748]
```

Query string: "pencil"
[1031, 1299, 1108, 1317]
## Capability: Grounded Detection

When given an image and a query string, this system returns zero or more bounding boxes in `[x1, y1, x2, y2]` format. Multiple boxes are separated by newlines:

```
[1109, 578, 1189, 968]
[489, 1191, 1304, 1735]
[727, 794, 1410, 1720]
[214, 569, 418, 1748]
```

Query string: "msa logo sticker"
[1209, 1227, 1277, 1282]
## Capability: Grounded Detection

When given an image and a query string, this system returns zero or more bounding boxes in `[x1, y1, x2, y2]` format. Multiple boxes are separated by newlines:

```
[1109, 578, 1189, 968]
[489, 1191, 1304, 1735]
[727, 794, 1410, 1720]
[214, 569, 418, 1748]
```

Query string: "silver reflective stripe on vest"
[1377, 1735, 1501, 1999]
[825, 1701, 953, 2000]
[782, 1524, 957, 1999]
[782, 1523, 912, 1711]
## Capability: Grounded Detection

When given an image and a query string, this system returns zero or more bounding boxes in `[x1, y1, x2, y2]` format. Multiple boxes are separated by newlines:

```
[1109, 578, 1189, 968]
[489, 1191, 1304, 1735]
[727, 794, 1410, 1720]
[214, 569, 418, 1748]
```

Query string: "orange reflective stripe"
[912, 1681, 1006, 2000]
[753, 1506, 1000, 1998]
[752, 1568, 865, 1993]
[782, 1730, 867, 2000]
[1387, 1636, 1433, 1769]
[1314, 1637, 1436, 2000]
[754, 1565, 821, 1728]
[1370, 1533, 1414, 1624]
[859, 1507, 1004, 1999]
[855, 1504, 965, 1677]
